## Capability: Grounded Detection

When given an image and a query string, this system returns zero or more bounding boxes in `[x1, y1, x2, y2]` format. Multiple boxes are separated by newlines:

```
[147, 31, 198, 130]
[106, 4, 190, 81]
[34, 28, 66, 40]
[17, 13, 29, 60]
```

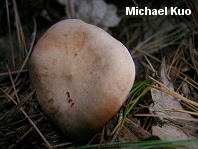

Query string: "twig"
[98, 126, 105, 149]
[8, 118, 43, 149]
[170, 67, 198, 90]
[189, 37, 198, 75]
[0, 88, 52, 149]
[12, 0, 26, 62]
[2, 66, 52, 149]
[149, 76, 198, 107]
[86, 131, 100, 146]
[0, 90, 34, 125]
[140, 104, 198, 116]
[110, 108, 124, 142]
[8, 127, 34, 149]
[135, 113, 198, 122]
[5, 0, 15, 67]
[0, 69, 28, 76]
[8, 17, 37, 94]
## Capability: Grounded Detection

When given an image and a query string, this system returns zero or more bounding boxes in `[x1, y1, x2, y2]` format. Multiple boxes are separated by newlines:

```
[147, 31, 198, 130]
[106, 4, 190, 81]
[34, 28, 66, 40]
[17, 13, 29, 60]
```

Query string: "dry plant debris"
[149, 59, 198, 148]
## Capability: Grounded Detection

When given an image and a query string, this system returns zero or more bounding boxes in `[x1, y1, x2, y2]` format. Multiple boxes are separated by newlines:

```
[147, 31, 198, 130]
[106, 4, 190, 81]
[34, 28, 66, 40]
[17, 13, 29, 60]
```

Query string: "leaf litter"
[149, 59, 198, 149]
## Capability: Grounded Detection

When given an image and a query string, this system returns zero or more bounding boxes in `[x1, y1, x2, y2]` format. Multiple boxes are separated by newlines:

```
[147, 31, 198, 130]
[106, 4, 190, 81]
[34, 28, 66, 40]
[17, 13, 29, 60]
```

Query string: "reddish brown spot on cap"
[67, 98, 72, 103]
[48, 98, 53, 104]
[71, 102, 74, 107]
[66, 92, 70, 98]
[66, 91, 73, 103]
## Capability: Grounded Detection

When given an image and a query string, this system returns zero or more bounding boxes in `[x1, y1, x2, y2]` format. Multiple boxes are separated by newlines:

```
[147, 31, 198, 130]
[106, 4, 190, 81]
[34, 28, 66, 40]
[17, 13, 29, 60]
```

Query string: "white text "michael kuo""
[126, 7, 191, 15]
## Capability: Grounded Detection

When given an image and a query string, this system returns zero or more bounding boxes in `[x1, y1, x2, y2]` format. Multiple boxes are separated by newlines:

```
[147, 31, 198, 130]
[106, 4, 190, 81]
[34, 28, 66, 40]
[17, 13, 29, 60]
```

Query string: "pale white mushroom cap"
[29, 19, 135, 140]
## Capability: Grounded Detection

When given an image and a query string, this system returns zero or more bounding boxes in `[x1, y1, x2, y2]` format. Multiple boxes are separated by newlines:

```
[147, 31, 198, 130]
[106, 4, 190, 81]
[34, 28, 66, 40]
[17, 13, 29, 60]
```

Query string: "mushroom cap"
[29, 19, 135, 140]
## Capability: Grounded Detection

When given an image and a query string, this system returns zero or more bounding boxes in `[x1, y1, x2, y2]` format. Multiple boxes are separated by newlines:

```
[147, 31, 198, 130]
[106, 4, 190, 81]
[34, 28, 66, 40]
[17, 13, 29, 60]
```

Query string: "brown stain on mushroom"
[66, 91, 75, 107]
[31, 71, 47, 80]
[48, 99, 60, 115]
[48, 98, 54, 104]
[40, 73, 48, 78]
[49, 106, 59, 115]
[67, 98, 72, 103]
[66, 92, 70, 98]
[95, 95, 121, 127]
[71, 102, 74, 107]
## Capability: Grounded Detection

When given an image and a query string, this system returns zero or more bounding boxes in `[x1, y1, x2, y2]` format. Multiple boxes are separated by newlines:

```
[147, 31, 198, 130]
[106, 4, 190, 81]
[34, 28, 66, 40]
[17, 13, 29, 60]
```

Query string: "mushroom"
[29, 19, 135, 140]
